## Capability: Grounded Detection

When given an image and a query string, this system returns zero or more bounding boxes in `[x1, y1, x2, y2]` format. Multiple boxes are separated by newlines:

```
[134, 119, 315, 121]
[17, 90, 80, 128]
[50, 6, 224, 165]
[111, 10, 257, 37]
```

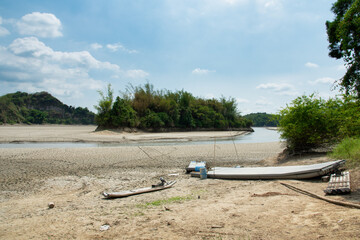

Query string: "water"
[0, 127, 281, 148]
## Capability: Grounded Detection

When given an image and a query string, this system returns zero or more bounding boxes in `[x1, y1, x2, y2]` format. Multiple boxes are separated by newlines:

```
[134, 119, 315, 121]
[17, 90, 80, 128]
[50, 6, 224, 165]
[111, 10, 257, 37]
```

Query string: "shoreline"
[0, 124, 252, 144]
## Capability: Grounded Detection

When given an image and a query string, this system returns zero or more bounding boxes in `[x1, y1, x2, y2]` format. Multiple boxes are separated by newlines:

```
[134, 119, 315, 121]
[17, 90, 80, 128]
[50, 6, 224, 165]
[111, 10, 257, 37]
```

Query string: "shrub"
[278, 95, 338, 152]
[279, 94, 360, 153]
[329, 137, 360, 168]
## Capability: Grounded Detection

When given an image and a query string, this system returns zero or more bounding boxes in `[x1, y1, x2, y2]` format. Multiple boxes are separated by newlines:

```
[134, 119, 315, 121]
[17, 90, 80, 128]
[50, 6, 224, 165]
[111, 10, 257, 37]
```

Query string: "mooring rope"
[280, 182, 360, 209]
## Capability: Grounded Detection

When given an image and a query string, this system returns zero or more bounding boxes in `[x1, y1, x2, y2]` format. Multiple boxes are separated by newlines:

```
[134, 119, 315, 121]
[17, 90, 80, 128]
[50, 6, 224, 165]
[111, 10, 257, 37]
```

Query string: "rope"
[213, 137, 216, 161]
[230, 131, 239, 161]
[280, 182, 360, 209]
[138, 146, 154, 160]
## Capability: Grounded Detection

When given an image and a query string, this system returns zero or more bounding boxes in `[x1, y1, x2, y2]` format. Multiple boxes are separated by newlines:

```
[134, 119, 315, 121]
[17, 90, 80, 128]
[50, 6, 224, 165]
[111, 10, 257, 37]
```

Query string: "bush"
[329, 137, 360, 168]
[278, 95, 339, 152]
[279, 94, 360, 153]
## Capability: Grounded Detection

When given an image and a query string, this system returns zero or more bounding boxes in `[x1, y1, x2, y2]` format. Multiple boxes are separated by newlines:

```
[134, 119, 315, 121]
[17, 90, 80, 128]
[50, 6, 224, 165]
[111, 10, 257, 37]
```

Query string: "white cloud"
[0, 17, 10, 37]
[222, 0, 249, 5]
[309, 77, 335, 85]
[0, 37, 125, 97]
[0, 37, 148, 99]
[9, 37, 53, 56]
[305, 62, 319, 68]
[256, 82, 298, 96]
[256, 82, 292, 92]
[126, 69, 149, 79]
[0, 26, 10, 37]
[256, 0, 283, 13]
[106, 43, 138, 53]
[8, 37, 119, 70]
[16, 12, 62, 38]
[192, 68, 215, 75]
[91, 43, 103, 50]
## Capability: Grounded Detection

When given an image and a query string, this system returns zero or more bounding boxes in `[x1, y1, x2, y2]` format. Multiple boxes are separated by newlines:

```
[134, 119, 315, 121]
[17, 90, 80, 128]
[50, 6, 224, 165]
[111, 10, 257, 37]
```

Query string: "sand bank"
[0, 125, 249, 143]
[0, 125, 359, 239]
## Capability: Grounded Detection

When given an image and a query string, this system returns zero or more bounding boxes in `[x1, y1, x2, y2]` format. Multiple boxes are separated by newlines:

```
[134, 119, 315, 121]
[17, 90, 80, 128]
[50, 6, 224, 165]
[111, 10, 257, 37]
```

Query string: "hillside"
[0, 91, 95, 125]
[244, 112, 279, 127]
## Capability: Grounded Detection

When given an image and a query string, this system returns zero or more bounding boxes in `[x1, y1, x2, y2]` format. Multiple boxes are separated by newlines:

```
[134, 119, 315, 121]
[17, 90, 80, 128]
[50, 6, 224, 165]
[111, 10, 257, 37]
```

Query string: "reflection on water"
[0, 127, 281, 148]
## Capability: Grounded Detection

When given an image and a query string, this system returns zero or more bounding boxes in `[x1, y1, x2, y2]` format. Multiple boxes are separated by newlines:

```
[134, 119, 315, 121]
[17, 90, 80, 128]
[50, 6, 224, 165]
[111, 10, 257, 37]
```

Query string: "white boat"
[191, 160, 345, 180]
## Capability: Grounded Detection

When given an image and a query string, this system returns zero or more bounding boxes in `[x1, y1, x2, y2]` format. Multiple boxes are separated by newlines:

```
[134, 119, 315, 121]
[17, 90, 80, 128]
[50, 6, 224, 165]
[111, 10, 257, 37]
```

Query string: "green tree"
[278, 95, 340, 152]
[178, 91, 195, 128]
[337, 95, 360, 137]
[140, 110, 165, 129]
[111, 96, 137, 127]
[244, 112, 279, 127]
[26, 109, 48, 124]
[94, 84, 114, 127]
[326, 0, 360, 97]
[93, 83, 251, 130]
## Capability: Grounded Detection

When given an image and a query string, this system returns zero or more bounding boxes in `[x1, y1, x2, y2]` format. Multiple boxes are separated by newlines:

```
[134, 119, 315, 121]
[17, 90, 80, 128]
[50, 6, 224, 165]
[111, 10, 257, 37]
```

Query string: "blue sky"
[0, 0, 346, 114]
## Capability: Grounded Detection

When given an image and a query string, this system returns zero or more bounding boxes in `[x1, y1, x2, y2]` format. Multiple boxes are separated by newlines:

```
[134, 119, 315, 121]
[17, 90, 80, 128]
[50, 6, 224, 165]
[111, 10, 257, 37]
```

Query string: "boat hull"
[103, 181, 176, 198]
[191, 160, 345, 180]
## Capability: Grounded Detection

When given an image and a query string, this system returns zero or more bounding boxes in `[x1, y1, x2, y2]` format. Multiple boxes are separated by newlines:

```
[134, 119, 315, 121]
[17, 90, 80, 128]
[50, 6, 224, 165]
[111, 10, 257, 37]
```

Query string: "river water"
[0, 127, 281, 148]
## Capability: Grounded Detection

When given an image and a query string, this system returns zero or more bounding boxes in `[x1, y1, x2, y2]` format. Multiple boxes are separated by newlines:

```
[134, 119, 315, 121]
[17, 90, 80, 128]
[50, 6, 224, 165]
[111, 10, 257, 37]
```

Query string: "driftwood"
[280, 182, 360, 209]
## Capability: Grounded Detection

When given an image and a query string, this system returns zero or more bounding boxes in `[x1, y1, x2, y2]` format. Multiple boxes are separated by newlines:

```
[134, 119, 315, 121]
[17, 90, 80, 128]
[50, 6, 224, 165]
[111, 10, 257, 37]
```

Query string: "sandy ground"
[0, 125, 359, 239]
[0, 125, 248, 143]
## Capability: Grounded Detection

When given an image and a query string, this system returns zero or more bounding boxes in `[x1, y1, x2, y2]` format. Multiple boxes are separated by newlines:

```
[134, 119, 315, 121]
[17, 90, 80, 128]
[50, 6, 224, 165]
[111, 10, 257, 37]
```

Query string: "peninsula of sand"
[0, 125, 359, 239]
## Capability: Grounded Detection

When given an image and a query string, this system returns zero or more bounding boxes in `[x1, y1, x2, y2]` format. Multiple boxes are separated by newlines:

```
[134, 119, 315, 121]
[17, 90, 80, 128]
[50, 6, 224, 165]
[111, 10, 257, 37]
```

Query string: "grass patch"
[137, 195, 194, 208]
[329, 137, 360, 168]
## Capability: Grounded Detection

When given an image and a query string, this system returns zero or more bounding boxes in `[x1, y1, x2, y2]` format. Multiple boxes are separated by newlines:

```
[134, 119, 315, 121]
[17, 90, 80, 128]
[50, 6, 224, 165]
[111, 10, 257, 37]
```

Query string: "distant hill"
[244, 112, 279, 127]
[0, 91, 95, 125]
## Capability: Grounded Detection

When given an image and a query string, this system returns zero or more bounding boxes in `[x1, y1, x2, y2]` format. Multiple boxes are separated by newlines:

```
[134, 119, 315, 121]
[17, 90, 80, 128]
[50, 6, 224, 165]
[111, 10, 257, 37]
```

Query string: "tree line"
[94, 83, 252, 131]
[243, 113, 278, 127]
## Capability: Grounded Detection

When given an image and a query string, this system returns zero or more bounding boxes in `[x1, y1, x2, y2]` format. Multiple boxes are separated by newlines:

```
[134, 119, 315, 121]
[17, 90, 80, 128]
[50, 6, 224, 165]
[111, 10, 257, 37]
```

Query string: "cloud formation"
[16, 12, 62, 38]
[91, 43, 103, 50]
[256, 0, 283, 13]
[256, 82, 293, 91]
[0, 17, 10, 37]
[305, 62, 319, 68]
[256, 82, 297, 96]
[126, 69, 149, 79]
[310, 77, 335, 85]
[106, 43, 138, 53]
[0, 37, 123, 97]
[0, 35, 149, 98]
[192, 68, 215, 75]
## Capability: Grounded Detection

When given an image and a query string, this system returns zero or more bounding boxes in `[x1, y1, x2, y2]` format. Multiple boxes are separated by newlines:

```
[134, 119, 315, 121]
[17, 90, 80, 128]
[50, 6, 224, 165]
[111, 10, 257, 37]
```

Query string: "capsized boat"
[191, 160, 345, 180]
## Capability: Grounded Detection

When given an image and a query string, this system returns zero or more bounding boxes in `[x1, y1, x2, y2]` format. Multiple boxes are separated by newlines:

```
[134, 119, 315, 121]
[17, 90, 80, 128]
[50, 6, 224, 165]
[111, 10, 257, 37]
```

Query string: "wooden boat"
[191, 160, 345, 180]
[103, 180, 176, 199]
